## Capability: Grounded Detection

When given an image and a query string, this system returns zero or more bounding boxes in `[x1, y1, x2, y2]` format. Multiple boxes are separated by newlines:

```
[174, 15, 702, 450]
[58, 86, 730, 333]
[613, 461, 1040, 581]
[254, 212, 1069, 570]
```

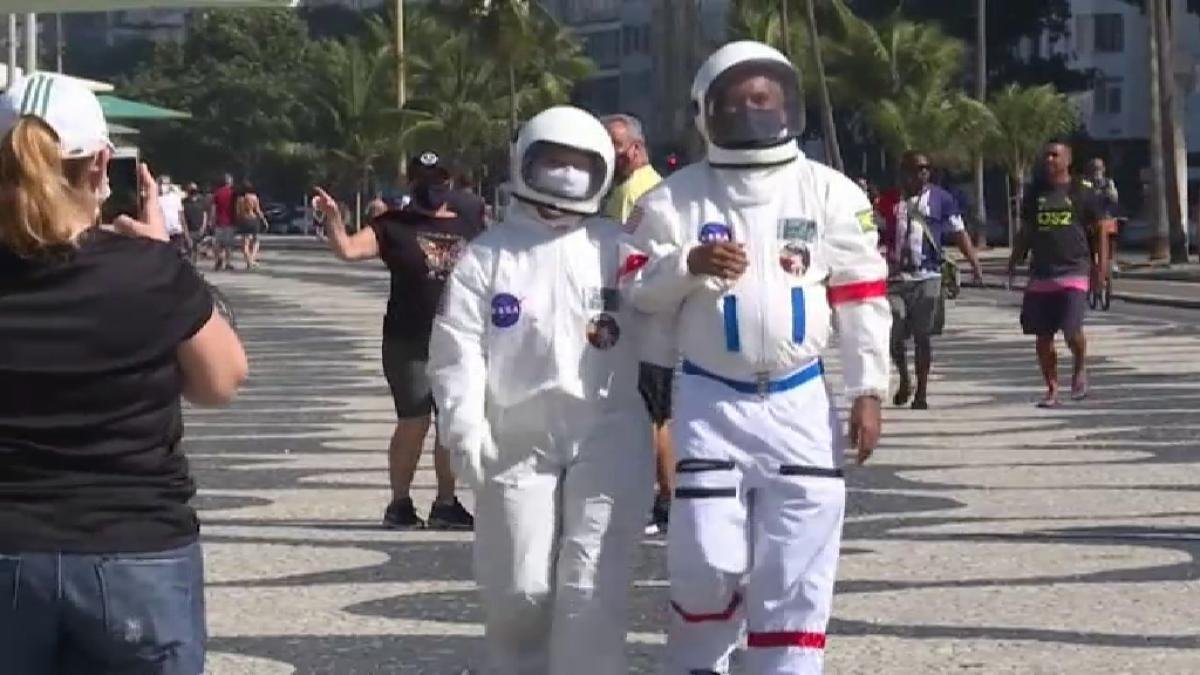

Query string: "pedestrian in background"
[235, 180, 266, 270]
[159, 174, 188, 258]
[183, 181, 211, 262]
[1007, 141, 1107, 408]
[886, 151, 983, 410]
[0, 73, 248, 674]
[314, 151, 479, 531]
[602, 112, 674, 535]
[211, 172, 237, 271]
[451, 170, 486, 231]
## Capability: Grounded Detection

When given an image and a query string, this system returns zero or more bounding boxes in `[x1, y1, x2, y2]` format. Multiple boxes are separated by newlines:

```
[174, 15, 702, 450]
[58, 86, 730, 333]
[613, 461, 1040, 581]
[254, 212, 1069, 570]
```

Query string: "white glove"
[450, 432, 496, 490]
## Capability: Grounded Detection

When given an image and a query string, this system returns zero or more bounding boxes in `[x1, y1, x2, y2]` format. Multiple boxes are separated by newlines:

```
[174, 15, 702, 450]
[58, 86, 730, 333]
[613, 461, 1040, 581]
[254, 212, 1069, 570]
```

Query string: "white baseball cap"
[0, 73, 113, 159]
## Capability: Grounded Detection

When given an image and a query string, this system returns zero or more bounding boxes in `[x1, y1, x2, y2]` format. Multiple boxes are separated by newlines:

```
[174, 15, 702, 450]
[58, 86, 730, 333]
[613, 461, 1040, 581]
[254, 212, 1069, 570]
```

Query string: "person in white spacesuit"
[621, 41, 891, 675]
[427, 105, 655, 675]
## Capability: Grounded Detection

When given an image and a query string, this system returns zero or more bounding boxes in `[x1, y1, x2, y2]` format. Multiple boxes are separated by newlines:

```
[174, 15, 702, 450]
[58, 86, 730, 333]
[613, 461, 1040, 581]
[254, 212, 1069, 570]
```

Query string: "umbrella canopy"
[0, 1, 295, 9]
[98, 95, 190, 121]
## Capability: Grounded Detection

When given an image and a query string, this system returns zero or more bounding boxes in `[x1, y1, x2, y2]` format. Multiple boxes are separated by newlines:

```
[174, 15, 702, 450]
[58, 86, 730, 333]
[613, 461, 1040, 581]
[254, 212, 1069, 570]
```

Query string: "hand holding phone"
[111, 160, 168, 243]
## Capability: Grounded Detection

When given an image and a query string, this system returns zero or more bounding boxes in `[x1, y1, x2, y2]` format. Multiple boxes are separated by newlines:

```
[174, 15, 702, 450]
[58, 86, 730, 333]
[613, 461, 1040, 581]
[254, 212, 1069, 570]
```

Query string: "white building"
[1027, 0, 1199, 171]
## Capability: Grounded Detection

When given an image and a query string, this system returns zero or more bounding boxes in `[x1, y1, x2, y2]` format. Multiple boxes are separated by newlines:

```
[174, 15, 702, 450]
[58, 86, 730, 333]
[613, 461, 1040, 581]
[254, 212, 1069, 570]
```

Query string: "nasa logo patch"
[698, 222, 733, 243]
[491, 293, 521, 328]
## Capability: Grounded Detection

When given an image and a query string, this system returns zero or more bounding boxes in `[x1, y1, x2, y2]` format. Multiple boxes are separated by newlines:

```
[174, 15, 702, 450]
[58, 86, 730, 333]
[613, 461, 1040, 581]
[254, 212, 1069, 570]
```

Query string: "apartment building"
[1028, 0, 1199, 171]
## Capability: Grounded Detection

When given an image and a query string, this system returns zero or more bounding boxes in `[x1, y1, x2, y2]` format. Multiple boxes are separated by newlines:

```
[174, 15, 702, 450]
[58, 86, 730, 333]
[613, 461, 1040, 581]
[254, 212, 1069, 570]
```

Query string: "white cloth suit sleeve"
[427, 243, 493, 488]
[821, 175, 891, 400]
[622, 186, 706, 314]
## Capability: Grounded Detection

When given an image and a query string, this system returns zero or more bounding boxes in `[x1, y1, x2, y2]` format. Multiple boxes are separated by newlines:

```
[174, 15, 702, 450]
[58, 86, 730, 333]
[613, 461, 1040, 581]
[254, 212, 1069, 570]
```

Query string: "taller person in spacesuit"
[622, 42, 891, 674]
[427, 106, 654, 675]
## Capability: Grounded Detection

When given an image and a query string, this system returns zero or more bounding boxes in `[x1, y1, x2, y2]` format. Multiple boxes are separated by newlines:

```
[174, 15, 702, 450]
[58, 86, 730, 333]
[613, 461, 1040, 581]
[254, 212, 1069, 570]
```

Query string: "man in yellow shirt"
[603, 114, 663, 223]
[602, 114, 672, 534]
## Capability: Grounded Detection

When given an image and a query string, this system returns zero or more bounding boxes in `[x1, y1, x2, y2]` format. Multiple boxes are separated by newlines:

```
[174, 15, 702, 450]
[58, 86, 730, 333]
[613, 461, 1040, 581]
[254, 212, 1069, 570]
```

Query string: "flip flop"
[1036, 390, 1060, 409]
[1071, 375, 1089, 401]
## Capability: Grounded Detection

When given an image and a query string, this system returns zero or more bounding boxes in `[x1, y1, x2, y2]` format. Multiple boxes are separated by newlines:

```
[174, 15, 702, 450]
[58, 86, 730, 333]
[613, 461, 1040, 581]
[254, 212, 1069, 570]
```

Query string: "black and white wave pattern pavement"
[188, 248, 1200, 674]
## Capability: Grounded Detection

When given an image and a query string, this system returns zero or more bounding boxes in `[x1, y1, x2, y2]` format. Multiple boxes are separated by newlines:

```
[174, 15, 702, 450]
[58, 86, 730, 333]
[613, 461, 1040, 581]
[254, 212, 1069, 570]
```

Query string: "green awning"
[108, 122, 140, 136]
[98, 95, 191, 121]
[0, 2, 295, 10]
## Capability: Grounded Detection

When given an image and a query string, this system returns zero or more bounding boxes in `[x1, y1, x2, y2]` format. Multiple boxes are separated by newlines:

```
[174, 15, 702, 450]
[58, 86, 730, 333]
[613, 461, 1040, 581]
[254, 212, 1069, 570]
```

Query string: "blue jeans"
[0, 541, 206, 674]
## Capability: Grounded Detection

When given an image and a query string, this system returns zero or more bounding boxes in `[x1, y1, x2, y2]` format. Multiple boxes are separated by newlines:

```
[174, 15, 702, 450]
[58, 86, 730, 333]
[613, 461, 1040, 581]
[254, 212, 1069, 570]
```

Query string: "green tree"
[311, 17, 407, 212]
[120, 9, 321, 188]
[982, 83, 1078, 243]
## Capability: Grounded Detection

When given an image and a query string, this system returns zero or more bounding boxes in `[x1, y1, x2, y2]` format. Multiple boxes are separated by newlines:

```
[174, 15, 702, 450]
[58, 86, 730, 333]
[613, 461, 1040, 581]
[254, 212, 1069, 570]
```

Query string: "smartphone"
[101, 147, 141, 224]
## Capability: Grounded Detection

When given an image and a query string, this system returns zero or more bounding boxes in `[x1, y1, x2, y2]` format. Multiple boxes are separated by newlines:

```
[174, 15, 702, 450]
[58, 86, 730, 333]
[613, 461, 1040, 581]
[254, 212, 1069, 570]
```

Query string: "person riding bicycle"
[1080, 158, 1119, 280]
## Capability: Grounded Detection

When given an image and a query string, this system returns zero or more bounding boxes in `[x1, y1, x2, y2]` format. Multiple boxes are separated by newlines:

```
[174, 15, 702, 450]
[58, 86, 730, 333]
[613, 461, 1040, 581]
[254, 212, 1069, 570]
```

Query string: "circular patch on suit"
[779, 242, 811, 276]
[491, 293, 521, 328]
[586, 313, 621, 350]
[698, 222, 733, 243]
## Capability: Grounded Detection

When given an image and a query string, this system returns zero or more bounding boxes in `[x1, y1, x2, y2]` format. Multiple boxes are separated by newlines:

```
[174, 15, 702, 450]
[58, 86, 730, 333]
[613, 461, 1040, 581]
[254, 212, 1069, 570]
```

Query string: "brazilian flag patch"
[855, 209, 877, 233]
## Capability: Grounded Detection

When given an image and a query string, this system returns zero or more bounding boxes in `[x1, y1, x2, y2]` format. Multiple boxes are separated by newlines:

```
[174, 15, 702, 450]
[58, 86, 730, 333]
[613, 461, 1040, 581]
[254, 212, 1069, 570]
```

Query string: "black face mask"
[722, 108, 789, 148]
[414, 182, 451, 211]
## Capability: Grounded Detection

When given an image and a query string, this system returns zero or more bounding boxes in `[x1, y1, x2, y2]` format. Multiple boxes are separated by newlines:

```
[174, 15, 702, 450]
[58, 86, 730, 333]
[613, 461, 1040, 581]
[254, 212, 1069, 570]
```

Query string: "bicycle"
[1088, 218, 1118, 312]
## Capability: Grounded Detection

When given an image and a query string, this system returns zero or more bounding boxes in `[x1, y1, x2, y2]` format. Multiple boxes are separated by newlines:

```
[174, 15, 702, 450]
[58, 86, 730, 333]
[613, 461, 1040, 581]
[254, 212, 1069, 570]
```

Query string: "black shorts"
[638, 362, 674, 426]
[381, 337, 434, 418]
[1021, 289, 1087, 337]
[236, 220, 260, 237]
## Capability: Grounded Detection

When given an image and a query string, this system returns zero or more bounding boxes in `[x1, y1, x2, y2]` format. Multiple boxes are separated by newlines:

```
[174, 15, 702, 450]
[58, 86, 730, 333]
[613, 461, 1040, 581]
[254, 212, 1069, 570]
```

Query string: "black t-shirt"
[370, 208, 482, 343]
[0, 230, 214, 553]
[1020, 180, 1100, 280]
[183, 194, 209, 232]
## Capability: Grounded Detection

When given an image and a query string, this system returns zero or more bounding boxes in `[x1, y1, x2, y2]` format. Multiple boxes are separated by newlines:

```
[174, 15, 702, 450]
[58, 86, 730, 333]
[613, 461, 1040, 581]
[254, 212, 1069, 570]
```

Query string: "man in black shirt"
[315, 151, 481, 529]
[1007, 142, 1108, 407]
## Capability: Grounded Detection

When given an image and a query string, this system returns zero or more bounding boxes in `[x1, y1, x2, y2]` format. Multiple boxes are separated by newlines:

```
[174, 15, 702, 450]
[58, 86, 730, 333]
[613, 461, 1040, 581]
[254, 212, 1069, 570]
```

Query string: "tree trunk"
[395, 0, 407, 177]
[1146, 0, 1170, 261]
[973, 0, 987, 248]
[779, 0, 792, 57]
[804, 0, 843, 171]
[1157, 0, 1189, 263]
[508, 63, 518, 139]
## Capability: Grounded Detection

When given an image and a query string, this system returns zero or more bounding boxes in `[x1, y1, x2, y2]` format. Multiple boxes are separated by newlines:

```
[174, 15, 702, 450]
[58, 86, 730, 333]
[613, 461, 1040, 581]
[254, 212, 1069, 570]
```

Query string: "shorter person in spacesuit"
[622, 42, 890, 674]
[427, 106, 654, 675]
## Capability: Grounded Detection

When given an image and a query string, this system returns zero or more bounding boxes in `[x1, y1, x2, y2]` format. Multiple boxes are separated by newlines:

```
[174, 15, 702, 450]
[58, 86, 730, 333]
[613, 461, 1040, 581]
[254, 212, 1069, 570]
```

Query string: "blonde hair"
[0, 117, 96, 256]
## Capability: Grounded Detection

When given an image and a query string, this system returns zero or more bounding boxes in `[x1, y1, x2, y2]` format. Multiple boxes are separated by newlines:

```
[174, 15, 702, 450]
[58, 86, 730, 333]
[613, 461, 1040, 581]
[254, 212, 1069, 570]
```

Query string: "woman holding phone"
[0, 73, 248, 674]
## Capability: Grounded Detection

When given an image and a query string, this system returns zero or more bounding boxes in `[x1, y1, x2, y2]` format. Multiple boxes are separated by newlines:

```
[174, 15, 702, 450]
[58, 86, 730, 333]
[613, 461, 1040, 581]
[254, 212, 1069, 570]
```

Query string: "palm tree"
[868, 84, 995, 171]
[820, 3, 966, 109]
[314, 17, 406, 225]
[982, 83, 1077, 245]
[804, 0, 843, 171]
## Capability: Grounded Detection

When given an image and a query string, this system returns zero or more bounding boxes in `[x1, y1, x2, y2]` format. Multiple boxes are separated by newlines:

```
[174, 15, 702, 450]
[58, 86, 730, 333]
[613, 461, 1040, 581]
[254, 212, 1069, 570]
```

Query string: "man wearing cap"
[317, 150, 480, 530]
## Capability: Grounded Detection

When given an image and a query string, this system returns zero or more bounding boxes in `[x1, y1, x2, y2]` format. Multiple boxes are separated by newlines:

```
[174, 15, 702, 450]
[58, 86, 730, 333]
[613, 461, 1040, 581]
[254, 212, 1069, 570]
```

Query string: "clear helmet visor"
[704, 59, 804, 150]
[520, 140, 608, 203]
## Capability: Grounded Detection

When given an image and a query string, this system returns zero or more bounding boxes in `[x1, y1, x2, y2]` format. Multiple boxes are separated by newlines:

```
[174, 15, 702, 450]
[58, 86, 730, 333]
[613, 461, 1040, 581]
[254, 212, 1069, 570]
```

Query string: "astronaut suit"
[622, 42, 891, 674]
[428, 106, 654, 675]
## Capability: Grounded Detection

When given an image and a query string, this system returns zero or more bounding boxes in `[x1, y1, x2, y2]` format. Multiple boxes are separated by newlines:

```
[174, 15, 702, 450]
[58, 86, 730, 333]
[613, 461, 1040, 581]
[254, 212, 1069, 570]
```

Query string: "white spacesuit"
[427, 106, 654, 675]
[621, 42, 891, 674]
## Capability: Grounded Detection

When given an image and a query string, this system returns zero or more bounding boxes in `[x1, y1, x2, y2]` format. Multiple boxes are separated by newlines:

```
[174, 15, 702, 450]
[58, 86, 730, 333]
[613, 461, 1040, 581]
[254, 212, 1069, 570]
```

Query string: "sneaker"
[645, 496, 670, 535]
[893, 380, 912, 407]
[428, 497, 474, 531]
[382, 498, 425, 530]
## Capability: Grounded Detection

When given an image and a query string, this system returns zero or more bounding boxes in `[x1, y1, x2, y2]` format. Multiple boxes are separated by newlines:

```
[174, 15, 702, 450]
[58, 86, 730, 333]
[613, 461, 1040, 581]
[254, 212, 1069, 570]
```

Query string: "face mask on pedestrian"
[533, 164, 593, 200]
[414, 180, 451, 211]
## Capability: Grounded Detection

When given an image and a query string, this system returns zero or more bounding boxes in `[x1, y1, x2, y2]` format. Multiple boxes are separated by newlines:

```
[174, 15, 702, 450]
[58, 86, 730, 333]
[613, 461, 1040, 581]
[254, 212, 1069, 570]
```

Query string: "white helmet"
[691, 40, 805, 167]
[510, 105, 615, 216]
